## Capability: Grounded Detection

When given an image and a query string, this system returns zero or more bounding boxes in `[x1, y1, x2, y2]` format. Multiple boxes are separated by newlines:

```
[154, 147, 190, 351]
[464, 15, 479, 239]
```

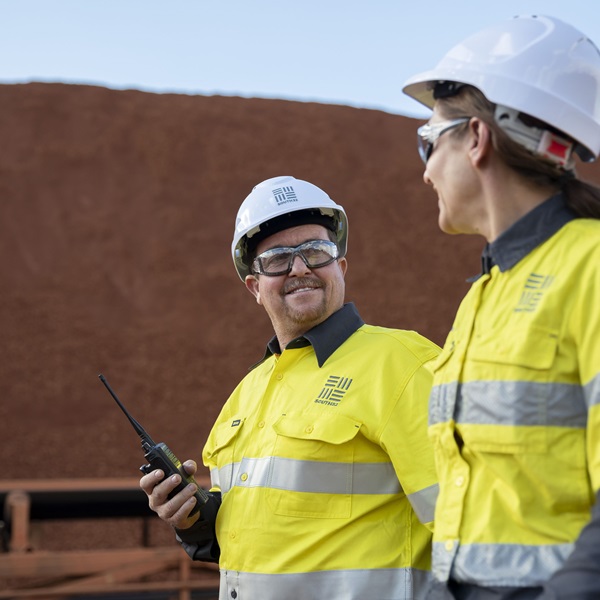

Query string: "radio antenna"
[98, 373, 155, 451]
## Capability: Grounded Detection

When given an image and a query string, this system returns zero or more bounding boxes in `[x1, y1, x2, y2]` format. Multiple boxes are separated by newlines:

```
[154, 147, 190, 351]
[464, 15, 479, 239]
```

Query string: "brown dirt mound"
[1, 83, 598, 554]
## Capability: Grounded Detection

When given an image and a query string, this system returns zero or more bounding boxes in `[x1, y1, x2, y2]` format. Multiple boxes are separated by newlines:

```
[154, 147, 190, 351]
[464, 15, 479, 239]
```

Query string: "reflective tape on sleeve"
[407, 482, 438, 524]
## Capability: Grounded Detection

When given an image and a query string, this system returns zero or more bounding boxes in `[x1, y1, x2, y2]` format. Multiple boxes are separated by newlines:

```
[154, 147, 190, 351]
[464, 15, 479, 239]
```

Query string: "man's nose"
[288, 253, 311, 276]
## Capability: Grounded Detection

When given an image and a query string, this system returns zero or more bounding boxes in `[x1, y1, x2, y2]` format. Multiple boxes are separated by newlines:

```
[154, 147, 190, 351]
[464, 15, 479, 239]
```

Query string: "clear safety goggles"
[417, 117, 471, 164]
[252, 239, 339, 276]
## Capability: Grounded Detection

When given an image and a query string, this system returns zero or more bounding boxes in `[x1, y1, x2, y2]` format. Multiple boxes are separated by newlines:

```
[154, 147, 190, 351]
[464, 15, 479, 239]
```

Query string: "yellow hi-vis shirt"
[430, 200, 600, 588]
[202, 304, 440, 600]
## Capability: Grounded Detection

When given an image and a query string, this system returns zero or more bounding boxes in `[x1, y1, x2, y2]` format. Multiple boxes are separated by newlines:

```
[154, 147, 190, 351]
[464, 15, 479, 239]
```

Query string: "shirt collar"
[254, 302, 364, 369]
[476, 192, 576, 277]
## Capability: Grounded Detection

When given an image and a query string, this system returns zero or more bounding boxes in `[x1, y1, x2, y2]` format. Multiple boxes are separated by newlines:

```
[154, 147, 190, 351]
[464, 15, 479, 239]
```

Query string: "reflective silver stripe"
[429, 382, 459, 426]
[585, 372, 600, 409]
[459, 381, 587, 427]
[408, 483, 438, 524]
[210, 465, 224, 491]
[430, 381, 587, 427]
[433, 541, 574, 586]
[214, 456, 402, 496]
[219, 566, 432, 600]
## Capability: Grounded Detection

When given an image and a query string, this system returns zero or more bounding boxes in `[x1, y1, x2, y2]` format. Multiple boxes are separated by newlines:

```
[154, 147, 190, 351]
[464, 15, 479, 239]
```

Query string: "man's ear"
[338, 257, 348, 278]
[245, 274, 262, 305]
[468, 118, 493, 167]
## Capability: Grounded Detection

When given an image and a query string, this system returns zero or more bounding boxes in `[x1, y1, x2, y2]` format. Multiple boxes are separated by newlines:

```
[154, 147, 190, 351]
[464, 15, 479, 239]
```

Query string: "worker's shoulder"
[356, 323, 441, 361]
[560, 218, 600, 249]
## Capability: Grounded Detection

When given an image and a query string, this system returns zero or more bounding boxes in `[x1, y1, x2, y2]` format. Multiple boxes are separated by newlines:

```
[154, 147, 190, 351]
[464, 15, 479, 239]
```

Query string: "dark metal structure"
[0, 477, 219, 599]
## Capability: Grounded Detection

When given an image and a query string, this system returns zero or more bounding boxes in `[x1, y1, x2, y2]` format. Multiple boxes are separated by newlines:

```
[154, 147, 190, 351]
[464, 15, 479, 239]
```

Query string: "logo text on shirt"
[514, 273, 555, 313]
[314, 375, 353, 406]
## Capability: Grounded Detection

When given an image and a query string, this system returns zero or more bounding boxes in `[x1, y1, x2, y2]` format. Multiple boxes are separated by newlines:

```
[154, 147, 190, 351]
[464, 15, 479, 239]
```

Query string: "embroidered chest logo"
[514, 273, 555, 313]
[314, 375, 353, 406]
[272, 185, 298, 206]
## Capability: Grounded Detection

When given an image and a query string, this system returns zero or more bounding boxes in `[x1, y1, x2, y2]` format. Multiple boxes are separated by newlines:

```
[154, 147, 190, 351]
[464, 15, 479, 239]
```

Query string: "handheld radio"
[98, 373, 209, 515]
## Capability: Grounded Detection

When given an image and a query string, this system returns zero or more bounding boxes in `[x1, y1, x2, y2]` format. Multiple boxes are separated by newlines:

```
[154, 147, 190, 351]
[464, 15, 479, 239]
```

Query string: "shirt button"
[455, 476, 465, 486]
[231, 591, 238, 599]
[445, 540, 454, 551]
[276, 373, 283, 380]
[305, 425, 314, 433]
[230, 531, 237, 539]
[240, 473, 248, 482]
[258, 420, 265, 428]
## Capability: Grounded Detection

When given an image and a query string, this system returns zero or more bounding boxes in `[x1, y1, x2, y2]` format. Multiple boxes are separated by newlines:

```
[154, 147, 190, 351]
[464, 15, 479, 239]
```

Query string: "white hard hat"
[232, 175, 348, 281]
[402, 15, 600, 161]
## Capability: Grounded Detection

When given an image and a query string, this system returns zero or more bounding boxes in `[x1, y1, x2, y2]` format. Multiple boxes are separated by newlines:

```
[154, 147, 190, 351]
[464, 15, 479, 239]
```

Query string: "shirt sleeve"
[537, 254, 600, 598]
[174, 491, 222, 563]
[538, 489, 600, 599]
[381, 350, 439, 529]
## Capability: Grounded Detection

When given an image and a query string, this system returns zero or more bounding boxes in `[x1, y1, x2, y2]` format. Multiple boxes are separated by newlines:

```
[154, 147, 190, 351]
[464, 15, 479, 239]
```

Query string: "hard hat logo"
[272, 186, 299, 206]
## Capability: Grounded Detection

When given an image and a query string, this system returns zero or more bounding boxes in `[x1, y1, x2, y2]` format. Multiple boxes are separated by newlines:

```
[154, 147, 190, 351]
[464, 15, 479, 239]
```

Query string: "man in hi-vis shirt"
[140, 176, 440, 600]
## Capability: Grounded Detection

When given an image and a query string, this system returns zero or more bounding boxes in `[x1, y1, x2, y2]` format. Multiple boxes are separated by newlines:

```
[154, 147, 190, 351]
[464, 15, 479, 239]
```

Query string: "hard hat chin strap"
[494, 105, 575, 169]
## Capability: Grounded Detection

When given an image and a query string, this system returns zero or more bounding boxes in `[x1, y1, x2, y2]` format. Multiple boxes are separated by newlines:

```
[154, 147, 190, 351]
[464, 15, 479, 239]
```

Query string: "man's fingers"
[139, 469, 165, 494]
[182, 460, 197, 475]
[148, 474, 183, 509]
[157, 482, 199, 526]
[168, 493, 200, 527]
[139, 466, 200, 528]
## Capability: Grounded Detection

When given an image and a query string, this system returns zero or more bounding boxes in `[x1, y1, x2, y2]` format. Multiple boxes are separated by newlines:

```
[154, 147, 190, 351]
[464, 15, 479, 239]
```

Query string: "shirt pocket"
[459, 324, 559, 454]
[267, 413, 362, 518]
[204, 415, 245, 491]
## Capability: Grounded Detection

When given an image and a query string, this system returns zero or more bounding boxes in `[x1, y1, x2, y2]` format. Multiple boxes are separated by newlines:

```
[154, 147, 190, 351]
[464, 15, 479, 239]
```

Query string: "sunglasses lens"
[417, 123, 435, 165]
[417, 137, 433, 164]
[301, 243, 335, 267]
[259, 251, 292, 274]
[416, 118, 470, 164]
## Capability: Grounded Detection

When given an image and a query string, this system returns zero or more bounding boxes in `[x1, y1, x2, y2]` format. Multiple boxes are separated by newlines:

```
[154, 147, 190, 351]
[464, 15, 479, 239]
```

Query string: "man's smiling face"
[244, 223, 347, 348]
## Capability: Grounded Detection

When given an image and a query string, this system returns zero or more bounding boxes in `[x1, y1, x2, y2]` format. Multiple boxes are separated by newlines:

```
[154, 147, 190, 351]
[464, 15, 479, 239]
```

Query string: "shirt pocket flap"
[469, 324, 558, 370]
[206, 415, 245, 457]
[273, 413, 361, 445]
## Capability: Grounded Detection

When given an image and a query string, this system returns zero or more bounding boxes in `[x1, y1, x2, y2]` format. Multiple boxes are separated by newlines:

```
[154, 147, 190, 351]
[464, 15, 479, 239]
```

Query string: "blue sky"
[2, 1, 600, 118]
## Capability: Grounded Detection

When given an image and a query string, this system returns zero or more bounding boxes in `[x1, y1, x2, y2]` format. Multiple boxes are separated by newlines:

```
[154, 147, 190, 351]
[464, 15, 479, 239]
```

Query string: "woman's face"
[422, 105, 483, 236]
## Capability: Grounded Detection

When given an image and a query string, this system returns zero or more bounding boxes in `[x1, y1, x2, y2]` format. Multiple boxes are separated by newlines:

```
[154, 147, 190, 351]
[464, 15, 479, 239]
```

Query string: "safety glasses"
[417, 117, 471, 164]
[252, 239, 339, 276]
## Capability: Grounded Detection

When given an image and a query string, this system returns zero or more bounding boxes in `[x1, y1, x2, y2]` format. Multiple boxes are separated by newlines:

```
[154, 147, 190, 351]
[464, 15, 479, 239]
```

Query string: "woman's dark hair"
[436, 85, 600, 219]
